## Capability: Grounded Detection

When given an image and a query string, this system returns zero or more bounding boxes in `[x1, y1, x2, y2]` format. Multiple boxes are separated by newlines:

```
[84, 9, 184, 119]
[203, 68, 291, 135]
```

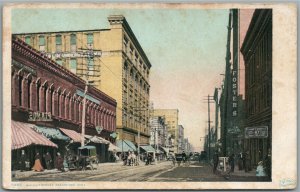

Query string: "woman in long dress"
[32, 152, 44, 172]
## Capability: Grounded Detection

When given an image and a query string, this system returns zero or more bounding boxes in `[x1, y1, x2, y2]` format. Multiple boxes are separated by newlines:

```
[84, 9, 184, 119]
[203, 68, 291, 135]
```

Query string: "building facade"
[178, 125, 184, 153]
[11, 37, 117, 165]
[241, 9, 272, 167]
[153, 109, 179, 153]
[149, 116, 167, 147]
[15, 15, 152, 144]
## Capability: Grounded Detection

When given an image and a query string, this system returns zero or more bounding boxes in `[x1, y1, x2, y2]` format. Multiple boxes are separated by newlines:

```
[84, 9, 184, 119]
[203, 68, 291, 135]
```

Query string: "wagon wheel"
[89, 161, 94, 170]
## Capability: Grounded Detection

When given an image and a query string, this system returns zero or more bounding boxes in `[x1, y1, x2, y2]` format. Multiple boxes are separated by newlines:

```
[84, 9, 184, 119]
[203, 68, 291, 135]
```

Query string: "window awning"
[108, 143, 121, 152]
[32, 125, 70, 141]
[116, 140, 137, 152]
[11, 121, 58, 150]
[161, 147, 170, 154]
[85, 135, 110, 144]
[59, 128, 81, 143]
[140, 145, 155, 153]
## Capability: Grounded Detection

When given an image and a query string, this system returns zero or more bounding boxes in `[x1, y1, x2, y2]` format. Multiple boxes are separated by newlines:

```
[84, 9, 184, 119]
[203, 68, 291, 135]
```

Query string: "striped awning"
[59, 128, 81, 143]
[85, 135, 110, 144]
[140, 145, 155, 153]
[108, 143, 121, 152]
[11, 121, 58, 150]
[116, 140, 137, 152]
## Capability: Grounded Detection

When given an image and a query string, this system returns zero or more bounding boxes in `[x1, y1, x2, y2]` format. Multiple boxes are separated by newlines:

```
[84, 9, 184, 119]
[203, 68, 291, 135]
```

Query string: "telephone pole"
[76, 43, 102, 147]
[204, 95, 214, 161]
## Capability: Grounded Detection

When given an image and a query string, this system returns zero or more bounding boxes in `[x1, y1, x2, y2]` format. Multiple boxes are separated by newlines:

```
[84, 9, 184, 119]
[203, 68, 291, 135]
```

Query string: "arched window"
[18, 75, 23, 106]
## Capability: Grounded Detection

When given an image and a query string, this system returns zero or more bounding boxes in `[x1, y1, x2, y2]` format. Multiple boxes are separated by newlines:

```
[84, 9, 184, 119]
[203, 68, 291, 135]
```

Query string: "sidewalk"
[13, 160, 169, 180]
[219, 166, 270, 181]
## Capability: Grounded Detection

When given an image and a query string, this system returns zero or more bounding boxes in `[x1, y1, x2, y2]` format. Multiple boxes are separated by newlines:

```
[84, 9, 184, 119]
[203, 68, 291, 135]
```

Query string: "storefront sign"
[232, 70, 238, 117]
[245, 126, 268, 138]
[28, 112, 52, 121]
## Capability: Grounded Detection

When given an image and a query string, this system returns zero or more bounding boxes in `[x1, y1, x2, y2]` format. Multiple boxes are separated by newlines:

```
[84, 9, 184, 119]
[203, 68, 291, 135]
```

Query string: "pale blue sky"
[12, 8, 229, 150]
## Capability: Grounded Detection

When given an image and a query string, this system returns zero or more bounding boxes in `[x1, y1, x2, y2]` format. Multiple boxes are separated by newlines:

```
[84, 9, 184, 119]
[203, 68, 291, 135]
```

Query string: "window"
[87, 58, 94, 76]
[87, 33, 93, 44]
[56, 35, 62, 45]
[56, 35, 62, 52]
[25, 36, 31, 45]
[70, 34, 76, 45]
[70, 59, 77, 74]
[56, 59, 62, 65]
[39, 36, 45, 46]
[39, 35, 45, 51]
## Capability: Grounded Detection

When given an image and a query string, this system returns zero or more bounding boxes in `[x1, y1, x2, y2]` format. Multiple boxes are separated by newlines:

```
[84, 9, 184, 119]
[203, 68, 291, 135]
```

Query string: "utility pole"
[204, 95, 214, 161]
[77, 41, 102, 147]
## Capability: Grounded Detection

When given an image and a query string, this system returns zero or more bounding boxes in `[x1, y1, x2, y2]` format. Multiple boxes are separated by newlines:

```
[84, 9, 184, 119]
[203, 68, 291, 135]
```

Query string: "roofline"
[108, 15, 152, 68]
[13, 28, 111, 36]
[12, 36, 117, 107]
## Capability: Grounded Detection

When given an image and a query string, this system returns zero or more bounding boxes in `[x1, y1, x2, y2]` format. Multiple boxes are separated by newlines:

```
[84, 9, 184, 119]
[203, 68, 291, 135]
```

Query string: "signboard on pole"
[245, 126, 268, 139]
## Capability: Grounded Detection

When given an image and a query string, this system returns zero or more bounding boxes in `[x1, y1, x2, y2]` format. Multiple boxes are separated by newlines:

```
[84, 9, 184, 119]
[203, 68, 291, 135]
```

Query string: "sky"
[11, 7, 229, 151]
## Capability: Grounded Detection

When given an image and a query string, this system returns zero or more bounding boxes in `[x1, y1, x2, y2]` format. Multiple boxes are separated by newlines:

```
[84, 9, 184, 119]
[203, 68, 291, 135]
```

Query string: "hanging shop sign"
[28, 111, 52, 121]
[245, 126, 268, 139]
[95, 126, 103, 134]
[232, 70, 238, 117]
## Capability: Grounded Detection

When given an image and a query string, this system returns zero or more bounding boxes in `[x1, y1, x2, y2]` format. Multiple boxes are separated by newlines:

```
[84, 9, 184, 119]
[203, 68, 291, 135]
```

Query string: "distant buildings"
[15, 15, 152, 145]
[178, 125, 184, 153]
[149, 116, 167, 147]
[153, 109, 179, 153]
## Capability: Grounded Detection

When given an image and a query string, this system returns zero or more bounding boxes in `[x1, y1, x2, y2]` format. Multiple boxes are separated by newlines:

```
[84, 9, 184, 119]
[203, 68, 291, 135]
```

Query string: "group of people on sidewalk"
[18, 150, 65, 172]
[212, 149, 271, 179]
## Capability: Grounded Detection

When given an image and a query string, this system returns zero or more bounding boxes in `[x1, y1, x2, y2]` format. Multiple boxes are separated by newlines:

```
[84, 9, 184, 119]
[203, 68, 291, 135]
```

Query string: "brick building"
[15, 15, 152, 145]
[241, 9, 272, 167]
[11, 37, 117, 166]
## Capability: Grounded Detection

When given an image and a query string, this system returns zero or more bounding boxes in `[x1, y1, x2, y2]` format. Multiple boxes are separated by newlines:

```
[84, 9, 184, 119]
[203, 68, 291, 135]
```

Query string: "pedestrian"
[44, 152, 52, 170]
[32, 152, 44, 172]
[19, 150, 27, 172]
[122, 152, 128, 166]
[238, 152, 243, 170]
[55, 152, 64, 172]
[256, 161, 266, 178]
[212, 150, 219, 174]
[228, 153, 235, 173]
[263, 149, 271, 180]
[182, 151, 187, 163]
[244, 151, 250, 172]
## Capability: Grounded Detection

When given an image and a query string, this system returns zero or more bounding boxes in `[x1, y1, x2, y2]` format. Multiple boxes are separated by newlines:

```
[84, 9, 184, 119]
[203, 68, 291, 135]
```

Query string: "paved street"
[13, 161, 245, 182]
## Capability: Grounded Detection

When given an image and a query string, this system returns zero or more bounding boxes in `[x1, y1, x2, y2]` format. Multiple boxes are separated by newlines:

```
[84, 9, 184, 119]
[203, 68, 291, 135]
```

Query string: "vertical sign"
[232, 70, 238, 117]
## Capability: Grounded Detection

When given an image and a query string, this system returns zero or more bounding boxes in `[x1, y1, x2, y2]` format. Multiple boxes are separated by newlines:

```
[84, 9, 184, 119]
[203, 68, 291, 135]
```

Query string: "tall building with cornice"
[15, 15, 152, 144]
[153, 109, 179, 153]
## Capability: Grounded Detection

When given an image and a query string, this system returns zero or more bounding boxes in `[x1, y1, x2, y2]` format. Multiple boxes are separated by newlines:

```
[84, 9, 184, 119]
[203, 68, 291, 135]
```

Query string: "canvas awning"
[108, 143, 121, 152]
[11, 121, 58, 150]
[32, 126, 70, 141]
[140, 145, 156, 153]
[59, 128, 81, 143]
[116, 140, 137, 152]
[85, 135, 110, 144]
[161, 147, 170, 154]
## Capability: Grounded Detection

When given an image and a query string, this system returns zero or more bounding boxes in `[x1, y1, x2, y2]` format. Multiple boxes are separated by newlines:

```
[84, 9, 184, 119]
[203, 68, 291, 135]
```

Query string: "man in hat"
[19, 150, 27, 172]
